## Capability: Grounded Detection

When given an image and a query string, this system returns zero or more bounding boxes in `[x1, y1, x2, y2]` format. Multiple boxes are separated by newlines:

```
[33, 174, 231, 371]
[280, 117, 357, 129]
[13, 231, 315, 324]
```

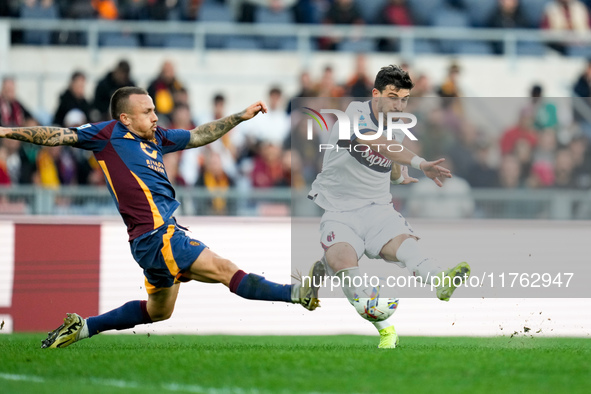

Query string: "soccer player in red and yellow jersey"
[0, 87, 325, 348]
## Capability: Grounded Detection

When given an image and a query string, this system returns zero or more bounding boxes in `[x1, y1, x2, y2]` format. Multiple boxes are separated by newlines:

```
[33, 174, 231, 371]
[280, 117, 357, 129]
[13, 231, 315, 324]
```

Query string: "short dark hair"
[116, 60, 131, 75]
[109, 86, 148, 120]
[71, 71, 85, 82]
[269, 86, 282, 96]
[374, 65, 414, 92]
[213, 93, 225, 104]
[174, 103, 190, 112]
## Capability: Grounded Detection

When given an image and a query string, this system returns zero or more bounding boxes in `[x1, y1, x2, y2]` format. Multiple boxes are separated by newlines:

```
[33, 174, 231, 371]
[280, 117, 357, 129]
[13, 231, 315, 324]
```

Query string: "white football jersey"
[310, 100, 407, 212]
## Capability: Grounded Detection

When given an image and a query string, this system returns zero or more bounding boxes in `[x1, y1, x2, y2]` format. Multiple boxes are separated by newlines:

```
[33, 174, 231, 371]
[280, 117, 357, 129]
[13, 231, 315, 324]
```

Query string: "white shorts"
[319, 203, 416, 263]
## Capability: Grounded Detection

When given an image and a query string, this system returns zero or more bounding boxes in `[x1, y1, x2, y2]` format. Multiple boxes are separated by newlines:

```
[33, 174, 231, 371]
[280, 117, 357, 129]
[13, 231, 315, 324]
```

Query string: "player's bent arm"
[185, 112, 244, 149]
[186, 100, 268, 149]
[0, 126, 78, 146]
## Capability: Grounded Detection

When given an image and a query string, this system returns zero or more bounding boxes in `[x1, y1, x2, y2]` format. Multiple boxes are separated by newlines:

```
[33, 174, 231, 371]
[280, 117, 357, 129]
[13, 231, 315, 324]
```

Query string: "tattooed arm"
[185, 100, 267, 149]
[0, 126, 78, 146]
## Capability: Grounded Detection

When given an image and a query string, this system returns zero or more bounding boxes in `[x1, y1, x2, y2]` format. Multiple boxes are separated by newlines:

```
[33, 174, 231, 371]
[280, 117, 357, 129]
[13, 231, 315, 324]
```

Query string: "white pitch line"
[0, 372, 325, 394]
[0, 373, 44, 383]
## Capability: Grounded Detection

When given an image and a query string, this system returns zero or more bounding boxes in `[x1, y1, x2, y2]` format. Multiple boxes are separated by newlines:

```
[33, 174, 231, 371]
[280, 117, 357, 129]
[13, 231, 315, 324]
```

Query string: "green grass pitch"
[0, 334, 590, 393]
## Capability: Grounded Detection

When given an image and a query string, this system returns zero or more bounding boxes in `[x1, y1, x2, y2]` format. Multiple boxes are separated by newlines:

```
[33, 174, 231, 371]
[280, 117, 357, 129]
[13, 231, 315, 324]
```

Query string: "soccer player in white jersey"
[307, 65, 470, 348]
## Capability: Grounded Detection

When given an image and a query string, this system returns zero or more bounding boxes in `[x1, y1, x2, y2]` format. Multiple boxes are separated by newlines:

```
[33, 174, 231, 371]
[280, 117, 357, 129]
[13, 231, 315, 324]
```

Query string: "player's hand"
[240, 101, 268, 121]
[420, 158, 452, 187]
[400, 165, 418, 185]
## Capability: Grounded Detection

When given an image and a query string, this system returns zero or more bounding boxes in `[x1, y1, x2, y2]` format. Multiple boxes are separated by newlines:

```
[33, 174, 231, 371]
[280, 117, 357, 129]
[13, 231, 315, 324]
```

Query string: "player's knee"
[395, 233, 416, 243]
[380, 233, 418, 261]
[326, 243, 358, 273]
[149, 306, 174, 322]
[217, 257, 240, 280]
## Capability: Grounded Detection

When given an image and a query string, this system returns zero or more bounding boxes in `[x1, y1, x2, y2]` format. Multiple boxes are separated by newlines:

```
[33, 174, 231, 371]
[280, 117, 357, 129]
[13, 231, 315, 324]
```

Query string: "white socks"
[372, 320, 393, 331]
[395, 238, 443, 285]
[291, 283, 300, 303]
[335, 266, 364, 302]
[79, 319, 90, 340]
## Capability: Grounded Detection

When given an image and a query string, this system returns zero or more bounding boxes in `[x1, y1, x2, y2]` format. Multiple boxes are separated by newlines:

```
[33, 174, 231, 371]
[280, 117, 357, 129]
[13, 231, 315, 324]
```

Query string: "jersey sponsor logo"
[146, 158, 166, 174]
[337, 140, 392, 173]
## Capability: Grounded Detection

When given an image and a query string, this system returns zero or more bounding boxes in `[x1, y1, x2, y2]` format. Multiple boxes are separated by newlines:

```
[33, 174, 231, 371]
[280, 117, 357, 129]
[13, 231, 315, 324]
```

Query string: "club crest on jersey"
[140, 142, 158, 159]
[327, 231, 335, 242]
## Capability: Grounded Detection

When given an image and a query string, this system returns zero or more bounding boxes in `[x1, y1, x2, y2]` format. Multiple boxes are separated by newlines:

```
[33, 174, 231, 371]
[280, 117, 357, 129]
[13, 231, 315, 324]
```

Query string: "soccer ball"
[350, 287, 399, 322]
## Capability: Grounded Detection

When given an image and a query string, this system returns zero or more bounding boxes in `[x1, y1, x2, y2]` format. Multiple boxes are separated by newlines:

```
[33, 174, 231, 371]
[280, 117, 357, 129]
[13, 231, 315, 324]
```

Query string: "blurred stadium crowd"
[3, 0, 591, 54]
[1, 56, 591, 194]
[1, 0, 591, 217]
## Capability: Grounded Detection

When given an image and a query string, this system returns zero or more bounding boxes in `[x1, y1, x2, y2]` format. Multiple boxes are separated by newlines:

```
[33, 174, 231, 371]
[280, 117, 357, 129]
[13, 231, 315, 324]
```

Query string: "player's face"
[125, 94, 159, 139]
[372, 85, 411, 115]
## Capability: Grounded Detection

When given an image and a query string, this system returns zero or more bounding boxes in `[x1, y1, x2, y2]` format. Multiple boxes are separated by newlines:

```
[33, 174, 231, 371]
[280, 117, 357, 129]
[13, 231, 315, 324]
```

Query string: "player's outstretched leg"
[188, 249, 326, 311]
[434, 262, 471, 301]
[391, 237, 470, 301]
[228, 260, 326, 311]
